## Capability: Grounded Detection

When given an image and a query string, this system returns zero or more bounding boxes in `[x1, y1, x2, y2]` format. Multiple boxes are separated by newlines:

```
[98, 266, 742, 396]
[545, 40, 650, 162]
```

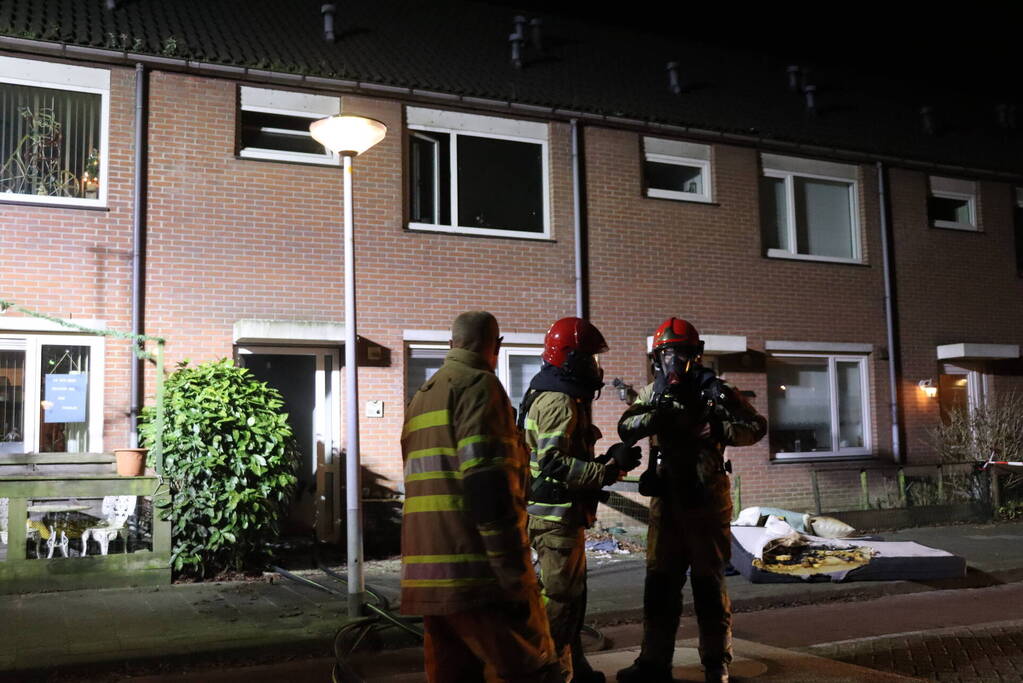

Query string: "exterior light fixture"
[309, 113, 387, 617]
[918, 379, 937, 398]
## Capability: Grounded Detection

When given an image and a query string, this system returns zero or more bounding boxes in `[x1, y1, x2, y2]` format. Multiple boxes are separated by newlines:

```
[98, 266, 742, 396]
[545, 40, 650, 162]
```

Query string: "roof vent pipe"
[803, 84, 817, 116]
[667, 61, 682, 95]
[920, 105, 936, 135]
[509, 29, 525, 69]
[997, 103, 1017, 131]
[321, 4, 337, 43]
[787, 65, 801, 92]
[529, 17, 543, 54]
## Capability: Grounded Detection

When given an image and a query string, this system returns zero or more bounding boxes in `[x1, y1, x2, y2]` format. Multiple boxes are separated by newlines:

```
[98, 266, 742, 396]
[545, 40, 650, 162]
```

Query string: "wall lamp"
[918, 379, 938, 398]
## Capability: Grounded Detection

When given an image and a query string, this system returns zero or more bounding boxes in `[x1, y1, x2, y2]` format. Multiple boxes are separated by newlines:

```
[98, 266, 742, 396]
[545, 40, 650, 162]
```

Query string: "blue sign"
[44, 373, 88, 423]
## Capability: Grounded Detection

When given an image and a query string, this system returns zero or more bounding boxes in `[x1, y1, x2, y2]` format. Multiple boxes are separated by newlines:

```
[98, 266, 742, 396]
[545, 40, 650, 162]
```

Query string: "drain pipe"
[129, 63, 148, 447]
[877, 161, 903, 464]
[571, 119, 587, 319]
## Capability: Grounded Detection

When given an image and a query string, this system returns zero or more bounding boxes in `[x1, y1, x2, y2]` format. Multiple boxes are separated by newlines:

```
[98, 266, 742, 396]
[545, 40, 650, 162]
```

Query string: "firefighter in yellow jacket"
[400, 311, 562, 683]
[616, 318, 766, 683]
[521, 317, 642, 683]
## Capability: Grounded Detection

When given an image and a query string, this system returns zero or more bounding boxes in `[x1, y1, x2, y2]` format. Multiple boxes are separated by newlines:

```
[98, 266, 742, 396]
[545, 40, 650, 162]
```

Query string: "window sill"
[406, 222, 553, 241]
[932, 220, 980, 232]
[645, 189, 716, 205]
[765, 249, 865, 266]
[1, 195, 108, 211]
[771, 451, 874, 463]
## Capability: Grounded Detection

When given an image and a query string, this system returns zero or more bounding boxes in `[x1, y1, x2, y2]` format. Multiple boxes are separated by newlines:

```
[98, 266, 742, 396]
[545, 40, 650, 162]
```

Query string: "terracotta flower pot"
[114, 448, 148, 476]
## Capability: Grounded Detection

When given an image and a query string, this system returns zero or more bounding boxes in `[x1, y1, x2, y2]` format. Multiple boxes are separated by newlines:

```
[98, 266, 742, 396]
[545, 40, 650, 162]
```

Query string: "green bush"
[140, 359, 299, 577]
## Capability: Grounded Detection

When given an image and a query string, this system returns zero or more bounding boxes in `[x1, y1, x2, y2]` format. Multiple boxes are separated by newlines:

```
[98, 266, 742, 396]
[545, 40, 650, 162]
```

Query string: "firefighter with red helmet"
[616, 318, 766, 683]
[519, 317, 642, 683]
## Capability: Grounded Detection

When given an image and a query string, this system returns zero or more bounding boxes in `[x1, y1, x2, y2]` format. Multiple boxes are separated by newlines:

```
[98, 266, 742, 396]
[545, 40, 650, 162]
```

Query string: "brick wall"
[6, 56, 1022, 523]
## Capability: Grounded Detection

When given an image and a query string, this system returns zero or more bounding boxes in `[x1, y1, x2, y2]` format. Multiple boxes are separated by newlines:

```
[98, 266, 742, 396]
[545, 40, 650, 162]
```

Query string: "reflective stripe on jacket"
[400, 347, 533, 615]
[524, 390, 607, 528]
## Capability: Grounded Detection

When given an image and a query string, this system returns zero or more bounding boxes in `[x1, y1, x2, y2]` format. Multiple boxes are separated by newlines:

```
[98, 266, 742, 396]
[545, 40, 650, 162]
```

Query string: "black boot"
[704, 664, 729, 683]
[616, 660, 673, 683]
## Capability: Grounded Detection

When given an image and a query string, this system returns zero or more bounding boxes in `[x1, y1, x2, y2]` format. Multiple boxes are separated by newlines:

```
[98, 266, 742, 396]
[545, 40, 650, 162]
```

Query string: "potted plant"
[113, 448, 148, 476]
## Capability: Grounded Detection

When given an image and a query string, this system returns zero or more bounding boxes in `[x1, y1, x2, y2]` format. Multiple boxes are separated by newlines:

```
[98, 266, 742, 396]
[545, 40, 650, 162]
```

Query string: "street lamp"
[310, 113, 387, 616]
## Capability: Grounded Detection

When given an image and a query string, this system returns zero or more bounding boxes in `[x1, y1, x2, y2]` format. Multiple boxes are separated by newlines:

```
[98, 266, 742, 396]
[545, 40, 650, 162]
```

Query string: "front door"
[237, 346, 341, 542]
[939, 362, 989, 424]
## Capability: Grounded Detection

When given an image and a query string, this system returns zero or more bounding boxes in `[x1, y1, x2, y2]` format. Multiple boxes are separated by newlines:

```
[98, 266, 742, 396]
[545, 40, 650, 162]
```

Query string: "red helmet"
[542, 317, 609, 368]
[651, 317, 704, 356]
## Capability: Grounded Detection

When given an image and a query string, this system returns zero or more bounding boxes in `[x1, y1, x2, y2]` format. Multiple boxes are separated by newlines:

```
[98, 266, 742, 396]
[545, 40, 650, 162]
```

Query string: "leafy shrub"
[140, 359, 299, 577]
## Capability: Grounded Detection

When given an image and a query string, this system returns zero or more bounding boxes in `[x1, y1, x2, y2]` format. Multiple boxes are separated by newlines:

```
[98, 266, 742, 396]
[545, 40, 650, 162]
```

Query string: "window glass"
[768, 357, 832, 453]
[0, 350, 26, 454]
[646, 161, 704, 195]
[38, 345, 90, 453]
[456, 135, 543, 233]
[0, 83, 102, 199]
[760, 176, 789, 251]
[939, 372, 969, 425]
[929, 196, 972, 226]
[240, 111, 326, 156]
[506, 353, 542, 415]
[795, 178, 854, 259]
[406, 347, 447, 404]
[1015, 202, 1023, 275]
[836, 361, 864, 448]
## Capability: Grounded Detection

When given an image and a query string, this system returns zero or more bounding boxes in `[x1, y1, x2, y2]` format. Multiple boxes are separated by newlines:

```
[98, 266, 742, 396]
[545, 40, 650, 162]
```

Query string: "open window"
[406, 107, 550, 239]
[0, 57, 109, 208]
[928, 176, 977, 231]
[642, 137, 712, 203]
[238, 87, 340, 165]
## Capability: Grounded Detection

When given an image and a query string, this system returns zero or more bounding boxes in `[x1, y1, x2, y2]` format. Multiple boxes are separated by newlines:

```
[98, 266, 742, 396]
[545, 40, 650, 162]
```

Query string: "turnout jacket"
[618, 378, 766, 512]
[400, 348, 536, 616]
[524, 391, 609, 528]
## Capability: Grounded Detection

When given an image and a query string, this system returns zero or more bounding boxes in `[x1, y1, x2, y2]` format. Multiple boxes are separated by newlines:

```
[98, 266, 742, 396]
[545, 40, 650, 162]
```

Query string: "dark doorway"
[240, 353, 317, 532]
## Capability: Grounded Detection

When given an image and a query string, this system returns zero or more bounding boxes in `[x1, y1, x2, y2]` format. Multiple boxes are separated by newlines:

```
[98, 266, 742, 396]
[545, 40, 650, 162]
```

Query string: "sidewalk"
[1, 521, 1021, 677]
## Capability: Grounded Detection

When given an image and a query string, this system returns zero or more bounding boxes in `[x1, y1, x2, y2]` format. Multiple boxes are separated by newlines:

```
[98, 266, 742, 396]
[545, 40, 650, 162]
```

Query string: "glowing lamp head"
[918, 379, 938, 398]
[309, 114, 387, 156]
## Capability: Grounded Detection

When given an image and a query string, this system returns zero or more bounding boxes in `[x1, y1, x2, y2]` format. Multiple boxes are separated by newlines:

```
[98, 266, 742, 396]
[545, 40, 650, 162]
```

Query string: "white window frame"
[406, 107, 551, 240]
[404, 338, 543, 404]
[929, 176, 977, 231]
[0, 56, 111, 209]
[643, 137, 713, 203]
[0, 333, 105, 455]
[761, 155, 862, 264]
[769, 352, 872, 461]
[238, 87, 340, 166]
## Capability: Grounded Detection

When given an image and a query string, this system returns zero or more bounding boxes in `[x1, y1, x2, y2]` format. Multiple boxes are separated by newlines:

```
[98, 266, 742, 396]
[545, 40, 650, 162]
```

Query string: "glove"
[605, 442, 642, 472]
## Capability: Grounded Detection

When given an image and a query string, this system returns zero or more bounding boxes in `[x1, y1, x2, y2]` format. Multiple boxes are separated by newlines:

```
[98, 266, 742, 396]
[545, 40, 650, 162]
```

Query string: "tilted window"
[928, 176, 977, 231]
[0, 57, 109, 207]
[238, 87, 339, 165]
[407, 107, 550, 239]
[643, 137, 712, 203]
[760, 154, 861, 263]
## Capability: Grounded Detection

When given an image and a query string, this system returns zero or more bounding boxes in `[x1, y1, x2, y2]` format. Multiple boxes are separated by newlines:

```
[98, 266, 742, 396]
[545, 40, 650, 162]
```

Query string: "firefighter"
[521, 317, 643, 683]
[400, 311, 563, 683]
[615, 318, 766, 683]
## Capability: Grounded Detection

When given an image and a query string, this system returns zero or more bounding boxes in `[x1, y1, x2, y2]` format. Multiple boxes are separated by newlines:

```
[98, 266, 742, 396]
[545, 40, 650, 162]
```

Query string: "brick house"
[2, 1, 1021, 542]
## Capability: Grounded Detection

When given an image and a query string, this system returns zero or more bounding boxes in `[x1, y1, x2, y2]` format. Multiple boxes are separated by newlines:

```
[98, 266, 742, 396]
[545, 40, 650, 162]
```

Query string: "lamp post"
[310, 114, 387, 616]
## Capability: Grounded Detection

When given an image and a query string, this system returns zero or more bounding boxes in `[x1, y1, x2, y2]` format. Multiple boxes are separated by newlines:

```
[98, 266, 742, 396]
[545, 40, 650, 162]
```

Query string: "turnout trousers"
[422, 598, 564, 683]
[637, 495, 733, 672]
[528, 517, 594, 678]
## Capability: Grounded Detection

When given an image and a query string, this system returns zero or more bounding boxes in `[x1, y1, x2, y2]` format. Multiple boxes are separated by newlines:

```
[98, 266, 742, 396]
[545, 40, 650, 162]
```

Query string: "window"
[0, 56, 110, 207]
[1015, 188, 1022, 275]
[238, 87, 340, 165]
[0, 334, 104, 455]
[405, 343, 543, 416]
[407, 107, 550, 238]
[643, 137, 712, 203]
[760, 154, 861, 263]
[928, 176, 977, 231]
[767, 354, 870, 459]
